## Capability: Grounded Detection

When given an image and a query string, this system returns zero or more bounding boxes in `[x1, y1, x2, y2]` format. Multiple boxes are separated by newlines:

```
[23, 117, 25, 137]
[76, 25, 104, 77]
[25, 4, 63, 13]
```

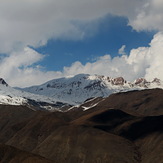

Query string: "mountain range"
[20, 74, 163, 106]
[0, 74, 162, 110]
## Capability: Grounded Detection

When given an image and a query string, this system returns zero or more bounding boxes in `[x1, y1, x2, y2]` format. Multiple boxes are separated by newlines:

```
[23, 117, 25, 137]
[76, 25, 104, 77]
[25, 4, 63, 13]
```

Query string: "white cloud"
[63, 32, 163, 82]
[0, 0, 162, 54]
[118, 45, 126, 55]
[130, 0, 163, 31]
[0, 47, 44, 77]
[0, 47, 60, 87]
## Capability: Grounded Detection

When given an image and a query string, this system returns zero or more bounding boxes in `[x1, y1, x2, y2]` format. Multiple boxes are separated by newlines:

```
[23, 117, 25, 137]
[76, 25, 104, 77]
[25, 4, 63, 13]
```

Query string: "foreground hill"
[0, 89, 162, 162]
[74, 88, 163, 116]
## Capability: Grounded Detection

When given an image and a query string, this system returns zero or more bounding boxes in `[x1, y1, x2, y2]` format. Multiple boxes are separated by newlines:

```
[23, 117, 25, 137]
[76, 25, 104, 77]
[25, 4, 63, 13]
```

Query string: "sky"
[0, 0, 163, 87]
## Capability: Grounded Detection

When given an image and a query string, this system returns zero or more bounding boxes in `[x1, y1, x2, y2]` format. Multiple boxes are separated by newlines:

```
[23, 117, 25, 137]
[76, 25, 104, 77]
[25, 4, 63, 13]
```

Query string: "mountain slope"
[22, 74, 163, 105]
[0, 144, 53, 163]
[0, 89, 162, 162]
[0, 78, 70, 111]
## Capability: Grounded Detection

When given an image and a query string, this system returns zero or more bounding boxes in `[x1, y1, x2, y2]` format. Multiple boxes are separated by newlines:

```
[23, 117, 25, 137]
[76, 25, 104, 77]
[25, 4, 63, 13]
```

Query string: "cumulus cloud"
[63, 32, 163, 82]
[130, 0, 163, 31]
[0, 47, 63, 87]
[0, 47, 44, 76]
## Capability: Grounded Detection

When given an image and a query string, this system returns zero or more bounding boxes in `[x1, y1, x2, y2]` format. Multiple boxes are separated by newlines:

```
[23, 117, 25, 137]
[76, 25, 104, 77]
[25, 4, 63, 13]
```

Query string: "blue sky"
[36, 15, 154, 71]
[0, 0, 163, 87]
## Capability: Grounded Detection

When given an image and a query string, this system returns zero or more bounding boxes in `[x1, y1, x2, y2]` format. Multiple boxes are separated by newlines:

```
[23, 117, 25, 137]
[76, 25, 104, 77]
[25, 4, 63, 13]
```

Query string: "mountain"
[69, 88, 163, 116]
[0, 89, 162, 163]
[0, 75, 162, 162]
[21, 74, 163, 105]
[0, 78, 70, 111]
[0, 74, 163, 111]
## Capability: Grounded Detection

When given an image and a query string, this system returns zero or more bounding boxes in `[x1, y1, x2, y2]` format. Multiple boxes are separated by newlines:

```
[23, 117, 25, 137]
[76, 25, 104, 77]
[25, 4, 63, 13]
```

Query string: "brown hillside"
[0, 89, 162, 162]
[0, 144, 53, 163]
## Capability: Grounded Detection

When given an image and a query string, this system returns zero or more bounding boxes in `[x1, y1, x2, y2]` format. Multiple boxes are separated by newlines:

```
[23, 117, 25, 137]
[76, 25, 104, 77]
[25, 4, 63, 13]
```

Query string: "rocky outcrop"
[0, 78, 8, 87]
[111, 77, 126, 85]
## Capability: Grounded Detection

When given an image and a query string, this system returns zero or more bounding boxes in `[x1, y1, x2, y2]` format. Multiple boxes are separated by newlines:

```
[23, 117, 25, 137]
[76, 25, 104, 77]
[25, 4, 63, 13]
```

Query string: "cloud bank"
[1, 32, 163, 87]
[64, 32, 163, 82]
[0, 0, 162, 53]
[0, 0, 163, 87]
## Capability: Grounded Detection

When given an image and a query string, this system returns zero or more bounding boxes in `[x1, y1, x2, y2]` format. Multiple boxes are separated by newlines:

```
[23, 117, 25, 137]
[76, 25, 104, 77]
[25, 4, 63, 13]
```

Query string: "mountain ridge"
[0, 78, 71, 111]
[0, 74, 162, 110]
[21, 74, 163, 105]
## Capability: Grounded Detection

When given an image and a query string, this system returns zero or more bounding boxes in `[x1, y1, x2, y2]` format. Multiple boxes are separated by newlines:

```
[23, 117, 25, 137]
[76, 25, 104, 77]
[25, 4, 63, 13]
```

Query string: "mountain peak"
[111, 77, 126, 85]
[0, 78, 8, 87]
[152, 78, 161, 84]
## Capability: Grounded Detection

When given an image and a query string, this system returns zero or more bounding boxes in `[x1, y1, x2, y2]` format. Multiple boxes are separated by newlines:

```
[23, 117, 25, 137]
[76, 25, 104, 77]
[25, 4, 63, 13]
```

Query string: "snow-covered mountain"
[21, 74, 163, 105]
[0, 78, 70, 111]
[0, 74, 162, 109]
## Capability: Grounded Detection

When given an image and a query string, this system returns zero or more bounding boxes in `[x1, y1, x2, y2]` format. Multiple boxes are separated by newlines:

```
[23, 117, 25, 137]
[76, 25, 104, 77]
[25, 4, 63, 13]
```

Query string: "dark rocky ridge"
[0, 78, 8, 87]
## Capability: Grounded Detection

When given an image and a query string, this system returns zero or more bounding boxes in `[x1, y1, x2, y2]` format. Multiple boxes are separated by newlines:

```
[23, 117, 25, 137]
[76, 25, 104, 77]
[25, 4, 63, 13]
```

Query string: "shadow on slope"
[72, 108, 163, 141]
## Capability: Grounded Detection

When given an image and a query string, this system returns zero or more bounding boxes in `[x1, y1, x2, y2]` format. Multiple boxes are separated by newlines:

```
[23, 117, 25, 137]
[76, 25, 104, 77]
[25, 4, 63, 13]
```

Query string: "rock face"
[134, 78, 149, 87]
[0, 78, 8, 87]
[111, 77, 126, 85]
[0, 89, 162, 163]
[152, 78, 161, 84]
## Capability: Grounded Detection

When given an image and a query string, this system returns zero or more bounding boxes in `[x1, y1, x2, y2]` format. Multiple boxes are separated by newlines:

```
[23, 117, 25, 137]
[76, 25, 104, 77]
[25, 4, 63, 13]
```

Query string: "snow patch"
[82, 103, 99, 111]
[0, 95, 27, 105]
